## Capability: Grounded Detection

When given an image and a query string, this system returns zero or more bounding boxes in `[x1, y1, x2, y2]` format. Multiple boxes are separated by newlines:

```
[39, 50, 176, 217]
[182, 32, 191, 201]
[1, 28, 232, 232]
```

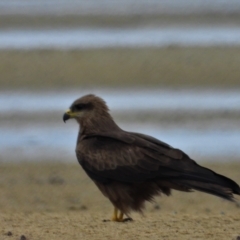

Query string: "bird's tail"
[161, 161, 240, 201]
[174, 174, 240, 201]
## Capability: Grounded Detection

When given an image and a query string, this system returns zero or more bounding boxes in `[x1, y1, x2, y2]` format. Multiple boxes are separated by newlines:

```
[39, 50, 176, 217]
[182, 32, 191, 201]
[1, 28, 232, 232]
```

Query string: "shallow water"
[1, 89, 240, 162]
[1, 122, 240, 162]
[1, 26, 240, 49]
[1, 89, 240, 113]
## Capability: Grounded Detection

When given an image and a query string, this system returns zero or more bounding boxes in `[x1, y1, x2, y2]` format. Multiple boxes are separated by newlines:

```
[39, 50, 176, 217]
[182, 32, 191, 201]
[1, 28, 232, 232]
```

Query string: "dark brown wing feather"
[76, 131, 240, 201]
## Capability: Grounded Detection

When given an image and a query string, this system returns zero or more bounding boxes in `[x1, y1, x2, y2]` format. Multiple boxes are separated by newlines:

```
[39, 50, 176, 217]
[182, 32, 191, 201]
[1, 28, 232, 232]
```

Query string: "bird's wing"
[76, 131, 180, 183]
[76, 131, 240, 200]
[77, 132, 232, 182]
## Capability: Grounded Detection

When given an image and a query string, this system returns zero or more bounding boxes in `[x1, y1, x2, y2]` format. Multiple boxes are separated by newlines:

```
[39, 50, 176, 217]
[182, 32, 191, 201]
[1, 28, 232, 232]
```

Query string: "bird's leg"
[118, 211, 124, 222]
[112, 207, 119, 221]
[111, 208, 125, 222]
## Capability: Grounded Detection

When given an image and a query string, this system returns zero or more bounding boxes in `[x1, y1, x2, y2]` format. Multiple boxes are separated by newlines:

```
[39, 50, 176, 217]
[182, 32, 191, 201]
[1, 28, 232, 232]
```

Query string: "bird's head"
[63, 94, 110, 124]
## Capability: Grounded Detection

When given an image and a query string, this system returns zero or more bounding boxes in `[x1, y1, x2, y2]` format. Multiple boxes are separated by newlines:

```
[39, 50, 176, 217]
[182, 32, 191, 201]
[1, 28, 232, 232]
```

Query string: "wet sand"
[0, 162, 239, 240]
[1, 47, 240, 90]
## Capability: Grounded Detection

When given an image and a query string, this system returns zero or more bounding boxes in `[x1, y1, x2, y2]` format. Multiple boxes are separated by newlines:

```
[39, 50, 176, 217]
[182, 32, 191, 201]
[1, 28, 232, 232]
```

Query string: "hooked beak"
[63, 109, 73, 123]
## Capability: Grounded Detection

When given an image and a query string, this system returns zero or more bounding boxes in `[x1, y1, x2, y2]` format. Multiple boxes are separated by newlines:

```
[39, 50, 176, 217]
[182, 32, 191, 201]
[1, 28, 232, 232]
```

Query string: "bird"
[63, 94, 240, 222]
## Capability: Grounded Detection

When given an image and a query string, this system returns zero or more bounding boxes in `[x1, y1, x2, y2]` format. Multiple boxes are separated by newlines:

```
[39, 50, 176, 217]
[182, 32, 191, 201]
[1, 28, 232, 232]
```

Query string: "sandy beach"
[0, 162, 239, 240]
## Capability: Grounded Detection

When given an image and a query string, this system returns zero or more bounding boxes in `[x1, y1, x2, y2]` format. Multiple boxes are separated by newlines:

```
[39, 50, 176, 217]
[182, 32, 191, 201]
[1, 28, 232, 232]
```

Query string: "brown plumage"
[63, 94, 240, 222]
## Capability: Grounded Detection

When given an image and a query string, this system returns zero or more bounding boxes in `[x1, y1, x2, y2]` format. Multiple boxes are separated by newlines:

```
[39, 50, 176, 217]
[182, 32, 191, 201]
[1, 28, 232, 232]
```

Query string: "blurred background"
[1, 0, 240, 163]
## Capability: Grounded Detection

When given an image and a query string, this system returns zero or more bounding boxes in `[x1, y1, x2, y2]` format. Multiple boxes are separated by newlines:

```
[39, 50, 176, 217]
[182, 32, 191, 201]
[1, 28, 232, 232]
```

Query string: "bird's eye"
[74, 103, 86, 111]
[72, 102, 93, 112]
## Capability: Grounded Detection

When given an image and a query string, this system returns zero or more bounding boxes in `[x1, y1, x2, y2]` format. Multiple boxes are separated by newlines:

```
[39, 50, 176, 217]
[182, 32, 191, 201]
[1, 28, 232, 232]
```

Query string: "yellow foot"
[109, 208, 133, 222]
[112, 208, 124, 222]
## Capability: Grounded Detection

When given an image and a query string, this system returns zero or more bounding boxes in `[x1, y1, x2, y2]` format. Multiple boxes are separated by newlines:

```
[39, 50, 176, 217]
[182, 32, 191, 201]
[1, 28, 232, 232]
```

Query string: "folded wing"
[76, 131, 240, 201]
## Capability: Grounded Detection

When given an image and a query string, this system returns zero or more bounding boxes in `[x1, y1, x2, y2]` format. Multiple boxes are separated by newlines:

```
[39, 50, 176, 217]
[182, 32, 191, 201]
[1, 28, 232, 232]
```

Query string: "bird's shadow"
[102, 218, 133, 223]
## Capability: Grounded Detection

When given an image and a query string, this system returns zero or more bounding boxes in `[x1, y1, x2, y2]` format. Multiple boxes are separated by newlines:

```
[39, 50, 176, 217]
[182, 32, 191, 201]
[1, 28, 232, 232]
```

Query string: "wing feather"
[76, 132, 189, 183]
[76, 131, 240, 200]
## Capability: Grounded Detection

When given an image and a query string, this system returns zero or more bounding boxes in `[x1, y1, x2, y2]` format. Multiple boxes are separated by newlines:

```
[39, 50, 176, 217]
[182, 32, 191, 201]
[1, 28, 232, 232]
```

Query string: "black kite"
[63, 94, 240, 222]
